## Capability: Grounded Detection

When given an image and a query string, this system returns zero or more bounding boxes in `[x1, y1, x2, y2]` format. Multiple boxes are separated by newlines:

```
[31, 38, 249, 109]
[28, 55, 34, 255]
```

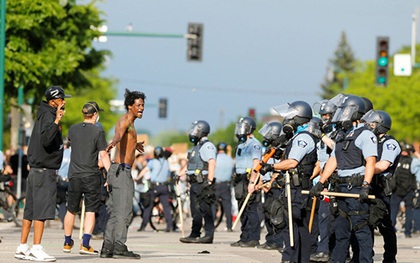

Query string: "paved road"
[1, 216, 420, 263]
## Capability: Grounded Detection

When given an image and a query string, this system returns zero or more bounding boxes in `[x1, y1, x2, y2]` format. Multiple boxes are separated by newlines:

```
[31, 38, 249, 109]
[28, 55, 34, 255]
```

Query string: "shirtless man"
[100, 89, 146, 260]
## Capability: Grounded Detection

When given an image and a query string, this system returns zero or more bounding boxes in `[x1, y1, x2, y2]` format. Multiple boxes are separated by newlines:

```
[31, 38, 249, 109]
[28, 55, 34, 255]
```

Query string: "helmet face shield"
[258, 123, 273, 138]
[188, 123, 202, 138]
[272, 103, 299, 120]
[332, 105, 358, 123]
[235, 122, 251, 137]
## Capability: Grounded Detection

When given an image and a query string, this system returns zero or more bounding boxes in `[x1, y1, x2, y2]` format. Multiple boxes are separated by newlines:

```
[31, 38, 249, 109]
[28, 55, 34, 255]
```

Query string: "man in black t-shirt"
[63, 101, 111, 255]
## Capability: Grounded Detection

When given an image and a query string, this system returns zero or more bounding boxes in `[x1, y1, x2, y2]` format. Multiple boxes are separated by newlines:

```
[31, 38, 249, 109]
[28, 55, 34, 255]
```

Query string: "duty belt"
[336, 174, 364, 186]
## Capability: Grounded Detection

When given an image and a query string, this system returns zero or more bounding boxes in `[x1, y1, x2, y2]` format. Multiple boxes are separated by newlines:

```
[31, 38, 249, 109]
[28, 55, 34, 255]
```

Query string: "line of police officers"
[179, 93, 402, 263]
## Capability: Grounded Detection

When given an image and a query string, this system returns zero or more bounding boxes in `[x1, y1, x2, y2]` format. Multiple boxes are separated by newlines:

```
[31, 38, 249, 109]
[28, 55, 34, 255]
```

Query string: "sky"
[94, 0, 419, 136]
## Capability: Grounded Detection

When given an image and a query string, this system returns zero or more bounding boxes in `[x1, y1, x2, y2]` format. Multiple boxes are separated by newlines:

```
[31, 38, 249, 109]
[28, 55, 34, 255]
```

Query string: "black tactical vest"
[187, 140, 209, 173]
[285, 131, 317, 176]
[335, 127, 367, 170]
[394, 155, 416, 196]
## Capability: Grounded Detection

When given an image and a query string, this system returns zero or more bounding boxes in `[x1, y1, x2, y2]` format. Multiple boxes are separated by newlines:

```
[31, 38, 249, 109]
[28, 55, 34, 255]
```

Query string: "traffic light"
[187, 23, 203, 62]
[375, 37, 389, 86]
[158, 98, 167, 118]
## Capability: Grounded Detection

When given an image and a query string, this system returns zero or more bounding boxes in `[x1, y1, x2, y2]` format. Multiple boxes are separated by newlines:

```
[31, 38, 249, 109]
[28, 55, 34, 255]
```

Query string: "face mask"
[189, 135, 199, 145]
[341, 120, 353, 131]
[262, 139, 271, 147]
[96, 114, 100, 123]
[282, 124, 294, 139]
[236, 134, 247, 143]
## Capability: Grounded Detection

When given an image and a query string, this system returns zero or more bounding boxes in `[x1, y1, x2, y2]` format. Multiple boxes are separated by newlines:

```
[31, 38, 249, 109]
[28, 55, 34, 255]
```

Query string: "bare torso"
[113, 115, 137, 166]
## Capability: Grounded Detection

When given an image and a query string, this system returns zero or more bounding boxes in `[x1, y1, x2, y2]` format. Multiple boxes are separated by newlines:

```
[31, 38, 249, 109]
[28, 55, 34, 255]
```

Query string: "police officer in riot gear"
[261, 101, 317, 263]
[390, 142, 420, 238]
[180, 120, 217, 244]
[361, 109, 401, 263]
[137, 146, 174, 232]
[230, 116, 263, 248]
[310, 94, 377, 263]
[214, 142, 234, 232]
[257, 121, 286, 251]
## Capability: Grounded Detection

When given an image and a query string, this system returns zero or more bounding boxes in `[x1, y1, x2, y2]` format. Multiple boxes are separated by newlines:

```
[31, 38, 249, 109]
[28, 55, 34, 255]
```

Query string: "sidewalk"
[1, 216, 420, 262]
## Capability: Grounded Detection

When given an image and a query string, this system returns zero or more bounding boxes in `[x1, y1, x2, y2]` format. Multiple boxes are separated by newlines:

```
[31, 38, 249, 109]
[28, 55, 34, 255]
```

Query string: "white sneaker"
[14, 243, 30, 260]
[27, 245, 56, 262]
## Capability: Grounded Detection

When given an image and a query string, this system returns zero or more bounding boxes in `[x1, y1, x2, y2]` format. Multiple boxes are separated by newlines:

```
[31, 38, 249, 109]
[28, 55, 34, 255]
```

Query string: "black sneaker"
[240, 240, 259, 247]
[310, 252, 330, 262]
[230, 240, 242, 247]
[113, 250, 141, 259]
[179, 236, 200, 243]
[100, 248, 113, 258]
[198, 236, 213, 244]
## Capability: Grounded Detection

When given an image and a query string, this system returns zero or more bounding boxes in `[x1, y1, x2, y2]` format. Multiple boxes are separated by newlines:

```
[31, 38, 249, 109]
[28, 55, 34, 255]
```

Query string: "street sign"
[394, 54, 412, 76]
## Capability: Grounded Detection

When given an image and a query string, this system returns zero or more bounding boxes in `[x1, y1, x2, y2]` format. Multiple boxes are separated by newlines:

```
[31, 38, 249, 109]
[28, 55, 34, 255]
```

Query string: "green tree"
[320, 31, 357, 99]
[4, 0, 117, 146]
[345, 45, 420, 142]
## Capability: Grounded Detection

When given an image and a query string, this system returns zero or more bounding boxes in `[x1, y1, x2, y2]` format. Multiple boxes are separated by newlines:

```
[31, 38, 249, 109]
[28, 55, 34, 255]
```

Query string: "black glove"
[259, 163, 274, 175]
[359, 185, 370, 203]
[273, 148, 283, 159]
[309, 181, 325, 197]
[199, 181, 216, 204]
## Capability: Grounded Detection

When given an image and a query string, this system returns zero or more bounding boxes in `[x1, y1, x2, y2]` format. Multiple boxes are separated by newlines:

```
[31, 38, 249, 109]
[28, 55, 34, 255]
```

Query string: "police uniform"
[281, 129, 317, 263]
[330, 125, 377, 263]
[370, 134, 400, 262]
[390, 153, 420, 237]
[233, 136, 262, 245]
[214, 151, 234, 231]
[260, 157, 285, 250]
[311, 137, 335, 261]
[140, 157, 173, 232]
[185, 137, 217, 240]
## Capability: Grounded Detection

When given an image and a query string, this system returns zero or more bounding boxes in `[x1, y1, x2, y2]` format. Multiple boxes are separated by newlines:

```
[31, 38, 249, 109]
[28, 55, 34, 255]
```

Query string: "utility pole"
[412, 7, 419, 67]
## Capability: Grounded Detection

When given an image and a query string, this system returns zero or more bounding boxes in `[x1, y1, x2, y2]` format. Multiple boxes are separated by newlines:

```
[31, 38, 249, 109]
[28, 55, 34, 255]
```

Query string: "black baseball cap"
[45, 86, 72, 101]
[82, 101, 104, 114]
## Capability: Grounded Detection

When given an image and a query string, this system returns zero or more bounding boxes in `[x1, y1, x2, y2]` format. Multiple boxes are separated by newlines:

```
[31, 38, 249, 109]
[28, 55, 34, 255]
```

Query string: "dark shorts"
[24, 168, 57, 221]
[67, 175, 101, 213]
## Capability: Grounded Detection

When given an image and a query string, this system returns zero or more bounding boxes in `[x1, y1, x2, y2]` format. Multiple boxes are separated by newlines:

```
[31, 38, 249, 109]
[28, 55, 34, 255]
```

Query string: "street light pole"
[0, 0, 6, 151]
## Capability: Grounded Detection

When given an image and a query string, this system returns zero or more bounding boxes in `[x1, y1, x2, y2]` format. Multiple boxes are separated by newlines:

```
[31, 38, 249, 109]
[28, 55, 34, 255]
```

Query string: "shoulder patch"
[297, 140, 308, 148]
[207, 144, 215, 151]
[370, 135, 377, 144]
[253, 144, 261, 151]
[386, 142, 397, 151]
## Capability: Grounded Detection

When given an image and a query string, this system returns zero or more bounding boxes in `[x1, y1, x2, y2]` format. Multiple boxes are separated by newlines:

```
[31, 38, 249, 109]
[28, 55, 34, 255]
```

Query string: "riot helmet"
[313, 99, 338, 133]
[154, 146, 164, 158]
[361, 110, 392, 135]
[259, 121, 283, 147]
[235, 116, 256, 143]
[217, 142, 228, 153]
[331, 94, 366, 130]
[272, 101, 312, 139]
[400, 142, 414, 153]
[188, 120, 210, 145]
[361, 97, 374, 113]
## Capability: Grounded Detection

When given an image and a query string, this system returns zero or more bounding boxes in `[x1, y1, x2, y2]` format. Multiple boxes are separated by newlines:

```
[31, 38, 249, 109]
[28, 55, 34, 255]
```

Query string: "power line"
[118, 77, 318, 97]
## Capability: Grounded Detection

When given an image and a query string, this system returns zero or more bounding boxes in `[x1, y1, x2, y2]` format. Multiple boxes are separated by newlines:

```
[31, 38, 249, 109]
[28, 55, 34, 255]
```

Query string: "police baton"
[301, 190, 376, 199]
[174, 178, 185, 238]
[285, 171, 294, 247]
[232, 177, 269, 230]
[308, 197, 316, 234]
